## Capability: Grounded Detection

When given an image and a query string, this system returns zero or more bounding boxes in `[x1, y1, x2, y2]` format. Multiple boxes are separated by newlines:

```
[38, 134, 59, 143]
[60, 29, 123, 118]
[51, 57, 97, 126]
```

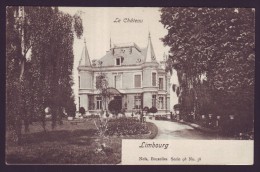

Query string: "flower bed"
[106, 117, 149, 136]
[155, 115, 168, 120]
[85, 114, 100, 119]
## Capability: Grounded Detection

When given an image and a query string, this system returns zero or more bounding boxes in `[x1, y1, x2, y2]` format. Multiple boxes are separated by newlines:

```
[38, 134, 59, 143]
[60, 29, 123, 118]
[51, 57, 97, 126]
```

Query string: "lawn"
[6, 118, 158, 164]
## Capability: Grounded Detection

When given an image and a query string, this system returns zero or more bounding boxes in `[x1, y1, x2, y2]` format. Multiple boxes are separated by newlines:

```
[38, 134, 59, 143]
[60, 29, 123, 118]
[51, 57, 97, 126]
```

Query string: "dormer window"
[115, 56, 124, 66]
[116, 58, 121, 66]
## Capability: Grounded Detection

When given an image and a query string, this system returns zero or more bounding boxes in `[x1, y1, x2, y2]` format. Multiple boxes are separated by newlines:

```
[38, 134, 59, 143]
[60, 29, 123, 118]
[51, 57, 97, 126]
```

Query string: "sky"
[59, 7, 178, 110]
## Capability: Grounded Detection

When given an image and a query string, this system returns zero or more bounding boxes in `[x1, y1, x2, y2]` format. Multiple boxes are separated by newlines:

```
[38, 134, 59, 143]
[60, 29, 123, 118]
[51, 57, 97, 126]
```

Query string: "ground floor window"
[159, 97, 164, 109]
[123, 95, 128, 110]
[152, 95, 156, 107]
[78, 97, 81, 109]
[134, 96, 141, 109]
[89, 95, 94, 110]
[96, 97, 102, 109]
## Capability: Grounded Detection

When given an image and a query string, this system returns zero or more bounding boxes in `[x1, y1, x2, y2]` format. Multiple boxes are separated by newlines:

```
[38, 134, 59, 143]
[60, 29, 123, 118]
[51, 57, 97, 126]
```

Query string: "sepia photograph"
[5, 7, 255, 165]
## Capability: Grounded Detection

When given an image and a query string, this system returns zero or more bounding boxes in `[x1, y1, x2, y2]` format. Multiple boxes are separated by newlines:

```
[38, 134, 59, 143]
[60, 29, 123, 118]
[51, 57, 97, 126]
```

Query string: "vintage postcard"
[6, 7, 254, 165]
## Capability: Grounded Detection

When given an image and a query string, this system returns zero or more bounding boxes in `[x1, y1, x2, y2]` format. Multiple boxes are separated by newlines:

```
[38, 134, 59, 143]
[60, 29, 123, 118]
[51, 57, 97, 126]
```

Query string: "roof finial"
[148, 31, 151, 39]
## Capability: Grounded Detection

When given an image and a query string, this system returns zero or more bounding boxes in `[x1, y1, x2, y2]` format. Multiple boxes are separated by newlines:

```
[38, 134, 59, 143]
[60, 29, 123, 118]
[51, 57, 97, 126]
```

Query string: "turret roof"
[144, 32, 157, 63]
[79, 39, 91, 67]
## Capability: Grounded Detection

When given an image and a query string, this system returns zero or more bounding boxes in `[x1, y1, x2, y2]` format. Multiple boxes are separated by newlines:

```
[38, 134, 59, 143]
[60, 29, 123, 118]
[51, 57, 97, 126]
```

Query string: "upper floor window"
[152, 72, 157, 86]
[134, 74, 141, 88]
[78, 76, 80, 89]
[95, 75, 102, 88]
[159, 77, 164, 90]
[114, 74, 122, 89]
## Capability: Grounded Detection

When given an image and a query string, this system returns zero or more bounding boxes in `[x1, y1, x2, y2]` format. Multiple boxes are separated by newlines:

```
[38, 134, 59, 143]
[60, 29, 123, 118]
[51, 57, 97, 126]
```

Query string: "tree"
[160, 8, 255, 130]
[6, 6, 31, 143]
[6, 7, 83, 143]
[95, 61, 112, 114]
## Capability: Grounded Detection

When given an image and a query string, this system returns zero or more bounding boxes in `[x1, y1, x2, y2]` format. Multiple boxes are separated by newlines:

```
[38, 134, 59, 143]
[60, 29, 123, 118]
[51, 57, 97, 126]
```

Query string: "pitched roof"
[98, 43, 146, 67]
[79, 40, 91, 67]
[91, 33, 158, 67]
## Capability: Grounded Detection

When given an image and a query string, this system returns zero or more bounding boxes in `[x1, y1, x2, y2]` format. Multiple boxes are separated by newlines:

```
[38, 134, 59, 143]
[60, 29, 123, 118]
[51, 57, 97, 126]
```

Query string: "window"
[79, 76, 80, 89]
[114, 75, 117, 88]
[159, 97, 164, 109]
[116, 58, 121, 66]
[159, 78, 163, 90]
[88, 95, 94, 110]
[96, 74, 107, 89]
[134, 96, 141, 109]
[152, 72, 157, 86]
[96, 97, 102, 110]
[115, 56, 124, 66]
[152, 95, 156, 107]
[96, 75, 101, 88]
[78, 97, 81, 109]
[134, 74, 141, 88]
[114, 74, 122, 89]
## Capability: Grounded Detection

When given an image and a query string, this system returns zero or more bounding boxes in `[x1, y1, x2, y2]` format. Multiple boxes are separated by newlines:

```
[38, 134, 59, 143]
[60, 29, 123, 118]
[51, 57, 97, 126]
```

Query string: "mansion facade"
[78, 33, 171, 115]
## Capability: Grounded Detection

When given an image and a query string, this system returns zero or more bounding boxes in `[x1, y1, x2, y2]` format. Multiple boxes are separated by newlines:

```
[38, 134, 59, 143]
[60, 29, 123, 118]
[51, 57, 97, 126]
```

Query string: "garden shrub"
[79, 107, 86, 115]
[149, 106, 158, 114]
[173, 104, 181, 111]
[155, 115, 168, 120]
[105, 118, 149, 136]
[143, 106, 149, 112]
